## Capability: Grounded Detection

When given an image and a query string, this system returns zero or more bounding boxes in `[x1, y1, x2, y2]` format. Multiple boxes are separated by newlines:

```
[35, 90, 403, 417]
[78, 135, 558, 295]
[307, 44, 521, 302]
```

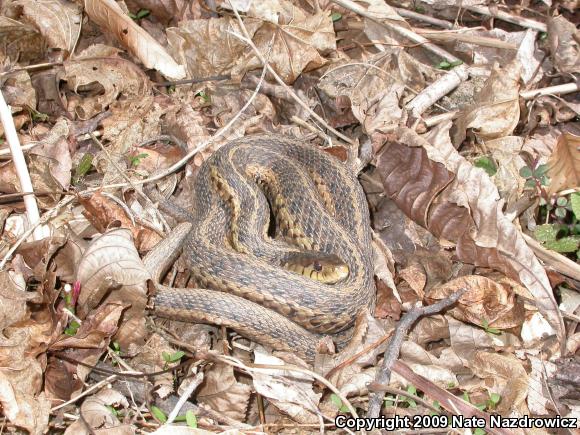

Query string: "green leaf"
[406, 385, 417, 395]
[162, 350, 185, 363]
[556, 197, 568, 207]
[524, 179, 537, 189]
[474, 156, 497, 176]
[75, 153, 93, 177]
[151, 406, 167, 423]
[534, 164, 549, 177]
[437, 60, 451, 70]
[539, 32, 548, 40]
[539, 175, 550, 186]
[449, 60, 463, 67]
[555, 207, 567, 218]
[519, 166, 533, 178]
[331, 12, 342, 21]
[534, 224, 559, 242]
[462, 392, 470, 403]
[406, 397, 417, 408]
[128, 12, 137, 19]
[130, 152, 149, 167]
[474, 428, 486, 435]
[571, 193, 580, 220]
[64, 320, 80, 336]
[544, 236, 580, 253]
[136, 8, 150, 18]
[330, 393, 343, 409]
[186, 410, 198, 428]
[489, 393, 501, 405]
[106, 405, 119, 417]
[475, 403, 486, 411]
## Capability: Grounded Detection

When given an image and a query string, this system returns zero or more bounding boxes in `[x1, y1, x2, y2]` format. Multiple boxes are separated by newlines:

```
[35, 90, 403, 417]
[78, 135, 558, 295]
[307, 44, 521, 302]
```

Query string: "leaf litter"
[0, 0, 578, 433]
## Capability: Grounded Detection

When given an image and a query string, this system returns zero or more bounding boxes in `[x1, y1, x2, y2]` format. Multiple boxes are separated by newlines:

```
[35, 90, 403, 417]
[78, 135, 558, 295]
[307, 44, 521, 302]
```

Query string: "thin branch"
[463, 5, 547, 32]
[367, 288, 467, 418]
[51, 375, 117, 412]
[166, 371, 204, 424]
[395, 7, 455, 29]
[0, 89, 47, 240]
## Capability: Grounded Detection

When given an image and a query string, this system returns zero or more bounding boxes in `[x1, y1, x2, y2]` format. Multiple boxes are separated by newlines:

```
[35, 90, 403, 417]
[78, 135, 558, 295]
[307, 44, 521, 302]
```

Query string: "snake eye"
[313, 261, 322, 271]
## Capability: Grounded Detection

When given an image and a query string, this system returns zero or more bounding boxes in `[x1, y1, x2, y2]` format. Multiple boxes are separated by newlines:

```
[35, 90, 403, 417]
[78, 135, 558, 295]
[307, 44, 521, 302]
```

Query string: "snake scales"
[146, 135, 375, 361]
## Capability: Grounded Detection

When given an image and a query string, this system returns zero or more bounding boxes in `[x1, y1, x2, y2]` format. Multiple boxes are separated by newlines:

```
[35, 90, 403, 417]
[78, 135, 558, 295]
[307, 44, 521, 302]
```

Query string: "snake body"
[151, 135, 375, 361]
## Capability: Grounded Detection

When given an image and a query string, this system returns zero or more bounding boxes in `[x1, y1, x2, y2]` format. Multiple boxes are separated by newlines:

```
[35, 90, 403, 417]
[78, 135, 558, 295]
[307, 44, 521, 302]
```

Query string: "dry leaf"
[78, 192, 162, 252]
[546, 132, 580, 195]
[196, 363, 251, 421]
[64, 45, 151, 120]
[0, 270, 29, 330]
[84, 0, 185, 79]
[470, 351, 529, 414]
[252, 347, 321, 424]
[376, 125, 564, 344]
[547, 14, 580, 74]
[16, 0, 81, 55]
[427, 275, 525, 330]
[453, 59, 521, 145]
[1, 69, 35, 112]
[75, 228, 149, 347]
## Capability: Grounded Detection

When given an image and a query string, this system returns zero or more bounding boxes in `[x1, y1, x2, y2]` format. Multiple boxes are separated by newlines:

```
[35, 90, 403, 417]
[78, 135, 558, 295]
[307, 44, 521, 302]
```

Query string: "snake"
[146, 135, 375, 361]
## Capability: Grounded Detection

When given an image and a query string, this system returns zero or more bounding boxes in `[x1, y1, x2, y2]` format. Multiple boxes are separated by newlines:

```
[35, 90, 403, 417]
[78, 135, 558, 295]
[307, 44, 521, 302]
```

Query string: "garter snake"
[147, 135, 375, 361]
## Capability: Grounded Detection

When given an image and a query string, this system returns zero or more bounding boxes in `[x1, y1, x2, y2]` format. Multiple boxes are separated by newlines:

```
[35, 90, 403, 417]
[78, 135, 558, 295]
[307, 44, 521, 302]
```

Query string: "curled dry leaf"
[376, 124, 564, 345]
[1, 69, 35, 112]
[79, 192, 162, 252]
[426, 275, 525, 330]
[0, 270, 28, 330]
[74, 228, 149, 347]
[470, 351, 529, 414]
[16, 0, 81, 55]
[547, 14, 580, 74]
[546, 131, 580, 196]
[63, 388, 132, 435]
[64, 45, 151, 120]
[252, 347, 321, 424]
[84, 0, 185, 79]
[195, 363, 251, 421]
[453, 59, 521, 146]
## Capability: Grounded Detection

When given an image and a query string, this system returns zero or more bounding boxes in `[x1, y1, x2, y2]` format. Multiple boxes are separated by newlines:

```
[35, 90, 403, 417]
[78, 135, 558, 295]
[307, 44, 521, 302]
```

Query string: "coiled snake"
[146, 135, 375, 361]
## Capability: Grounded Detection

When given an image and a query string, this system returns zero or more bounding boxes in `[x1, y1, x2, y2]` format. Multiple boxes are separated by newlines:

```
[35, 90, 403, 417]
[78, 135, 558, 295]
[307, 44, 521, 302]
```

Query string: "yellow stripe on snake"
[146, 135, 375, 361]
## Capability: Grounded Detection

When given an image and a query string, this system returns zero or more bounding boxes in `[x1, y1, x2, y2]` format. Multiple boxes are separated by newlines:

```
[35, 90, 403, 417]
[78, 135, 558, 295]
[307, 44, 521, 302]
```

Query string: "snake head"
[284, 254, 349, 284]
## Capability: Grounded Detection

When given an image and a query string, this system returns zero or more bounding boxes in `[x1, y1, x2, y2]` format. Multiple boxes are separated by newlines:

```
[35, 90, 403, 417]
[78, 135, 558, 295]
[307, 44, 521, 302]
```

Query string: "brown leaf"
[1, 70, 36, 113]
[84, 0, 185, 79]
[0, 15, 44, 63]
[74, 228, 149, 348]
[16, 0, 81, 55]
[453, 59, 521, 145]
[78, 192, 162, 252]
[426, 275, 525, 330]
[63, 45, 151, 120]
[376, 125, 564, 343]
[470, 351, 529, 414]
[252, 348, 320, 423]
[0, 270, 29, 330]
[547, 14, 580, 74]
[546, 132, 580, 196]
[196, 363, 251, 421]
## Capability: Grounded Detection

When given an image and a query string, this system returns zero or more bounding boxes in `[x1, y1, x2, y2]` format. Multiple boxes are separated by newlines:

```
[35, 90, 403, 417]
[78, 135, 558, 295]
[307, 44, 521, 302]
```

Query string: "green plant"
[474, 156, 497, 177]
[129, 9, 150, 20]
[482, 319, 501, 335]
[64, 320, 80, 336]
[162, 350, 185, 364]
[150, 406, 167, 423]
[520, 163, 549, 192]
[330, 394, 350, 413]
[73, 153, 93, 185]
[130, 152, 149, 167]
[436, 59, 463, 70]
[331, 12, 342, 21]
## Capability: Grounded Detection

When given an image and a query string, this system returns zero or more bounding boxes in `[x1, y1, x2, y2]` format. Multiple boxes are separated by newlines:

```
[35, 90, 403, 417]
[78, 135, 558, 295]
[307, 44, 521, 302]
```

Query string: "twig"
[520, 81, 580, 99]
[228, 0, 356, 147]
[463, 5, 547, 32]
[0, 142, 40, 156]
[153, 74, 231, 87]
[0, 89, 47, 240]
[290, 116, 332, 144]
[395, 8, 455, 29]
[414, 29, 518, 50]
[51, 375, 117, 412]
[367, 288, 467, 418]
[166, 371, 204, 424]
